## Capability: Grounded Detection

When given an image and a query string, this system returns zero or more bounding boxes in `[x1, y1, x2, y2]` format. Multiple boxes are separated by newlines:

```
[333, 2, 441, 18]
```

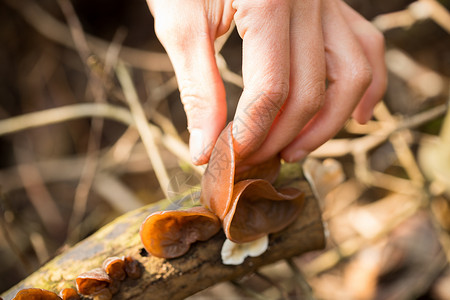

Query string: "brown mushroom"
[201, 122, 305, 243]
[140, 206, 221, 258]
[76, 268, 111, 296]
[102, 256, 126, 281]
[123, 256, 142, 279]
[59, 288, 80, 300]
[13, 288, 62, 299]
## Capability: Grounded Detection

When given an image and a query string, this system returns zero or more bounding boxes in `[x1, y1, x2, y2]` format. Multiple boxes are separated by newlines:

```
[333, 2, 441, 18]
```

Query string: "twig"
[230, 281, 272, 300]
[389, 130, 425, 186]
[418, 0, 450, 33]
[14, 145, 65, 238]
[254, 270, 290, 300]
[116, 63, 173, 197]
[285, 258, 315, 300]
[0, 103, 133, 136]
[310, 103, 448, 158]
[303, 195, 423, 278]
[373, 0, 450, 33]
[92, 173, 143, 212]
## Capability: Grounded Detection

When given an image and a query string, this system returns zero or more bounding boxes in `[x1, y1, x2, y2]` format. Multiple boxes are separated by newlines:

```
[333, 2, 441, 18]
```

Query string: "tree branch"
[2, 164, 324, 300]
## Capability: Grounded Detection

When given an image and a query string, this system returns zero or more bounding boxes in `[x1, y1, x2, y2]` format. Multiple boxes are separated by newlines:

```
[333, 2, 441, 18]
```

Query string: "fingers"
[338, 1, 387, 123]
[150, 1, 232, 165]
[241, 0, 326, 166]
[281, 0, 373, 162]
[231, 0, 291, 159]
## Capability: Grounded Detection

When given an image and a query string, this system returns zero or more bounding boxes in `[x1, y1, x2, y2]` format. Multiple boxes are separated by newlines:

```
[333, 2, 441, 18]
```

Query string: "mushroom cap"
[102, 256, 126, 281]
[59, 288, 80, 300]
[200, 123, 235, 220]
[140, 206, 221, 258]
[76, 268, 111, 295]
[13, 288, 62, 300]
[224, 179, 304, 243]
[122, 256, 142, 279]
[201, 122, 305, 243]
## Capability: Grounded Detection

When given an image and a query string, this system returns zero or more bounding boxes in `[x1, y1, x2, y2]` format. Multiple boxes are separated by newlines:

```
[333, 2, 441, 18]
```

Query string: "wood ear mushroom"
[76, 268, 112, 299]
[139, 206, 221, 258]
[201, 123, 305, 243]
[12, 288, 62, 299]
[59, 288, 80, 300]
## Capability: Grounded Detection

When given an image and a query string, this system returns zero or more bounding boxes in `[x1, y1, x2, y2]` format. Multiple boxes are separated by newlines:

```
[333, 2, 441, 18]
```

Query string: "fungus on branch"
[221, 235, 269, 265]
[123, 256, 142, 279]
[59, 288, 80, 300]
[76, 268, 112, 299]
[140, 206, 221, 258]
[103, 256, 126, 281]
[12, 288, 62, 299]
[201, 123, 305, 244]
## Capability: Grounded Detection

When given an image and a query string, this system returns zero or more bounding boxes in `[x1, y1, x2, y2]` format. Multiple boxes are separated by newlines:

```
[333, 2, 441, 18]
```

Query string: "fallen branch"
[2, 164, 324, 300]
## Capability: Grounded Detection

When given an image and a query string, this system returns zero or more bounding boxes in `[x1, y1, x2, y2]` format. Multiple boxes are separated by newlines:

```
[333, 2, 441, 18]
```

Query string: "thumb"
[154, 14, 227, 165]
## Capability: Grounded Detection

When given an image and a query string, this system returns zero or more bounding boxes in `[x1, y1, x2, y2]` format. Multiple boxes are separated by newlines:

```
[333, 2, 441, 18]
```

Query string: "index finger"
[231, 0, 291, 159]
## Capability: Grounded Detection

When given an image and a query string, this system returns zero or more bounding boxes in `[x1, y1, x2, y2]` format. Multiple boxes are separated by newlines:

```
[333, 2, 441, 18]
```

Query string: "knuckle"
[300, 81, 326, 115]
[372, 30, 385, 48]
[343, 60, 373, 90]
[354, 63, 373, 90]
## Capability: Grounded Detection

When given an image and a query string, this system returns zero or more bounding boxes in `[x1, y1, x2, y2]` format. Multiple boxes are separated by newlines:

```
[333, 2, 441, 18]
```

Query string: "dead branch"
[1, 165, 324, 300]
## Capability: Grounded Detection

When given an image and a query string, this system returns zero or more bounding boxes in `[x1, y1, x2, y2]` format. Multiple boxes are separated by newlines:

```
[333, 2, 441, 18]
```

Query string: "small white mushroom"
[221, 235, 269, 265]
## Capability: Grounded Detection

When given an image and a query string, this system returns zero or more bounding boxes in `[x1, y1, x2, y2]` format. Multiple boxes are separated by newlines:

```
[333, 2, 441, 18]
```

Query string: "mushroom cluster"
[11, 256, 141, 300]
[76, 255, 142, 299]
[140, 122, 305, 261]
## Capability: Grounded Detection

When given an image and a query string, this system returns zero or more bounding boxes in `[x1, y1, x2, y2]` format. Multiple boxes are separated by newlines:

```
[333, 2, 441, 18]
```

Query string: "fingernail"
[284, 149, 308, 163]
[189, 129, 206, 165]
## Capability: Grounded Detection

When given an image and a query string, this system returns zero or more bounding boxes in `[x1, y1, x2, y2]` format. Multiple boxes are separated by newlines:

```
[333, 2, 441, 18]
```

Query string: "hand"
[146, 0, 387, 166]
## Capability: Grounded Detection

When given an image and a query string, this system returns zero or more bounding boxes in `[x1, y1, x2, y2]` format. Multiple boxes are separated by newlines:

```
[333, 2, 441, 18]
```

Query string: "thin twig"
[285, 258, 315, 300]
[254, 270, 290, 300]
[230, 280, 272, 300]
[0, 103, 133, 136]
[116, 63, 173, 197]
[57, 0, 108, 244]
[310, 103, 448, 158]
[14, 145, 65, 238]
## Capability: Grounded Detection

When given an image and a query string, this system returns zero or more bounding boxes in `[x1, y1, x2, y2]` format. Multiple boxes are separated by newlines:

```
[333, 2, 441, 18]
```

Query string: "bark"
[2, 163, 325, 300]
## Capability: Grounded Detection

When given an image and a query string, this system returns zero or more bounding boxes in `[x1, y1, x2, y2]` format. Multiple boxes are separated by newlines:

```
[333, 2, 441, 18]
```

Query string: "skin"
[146, 0, 387, 167]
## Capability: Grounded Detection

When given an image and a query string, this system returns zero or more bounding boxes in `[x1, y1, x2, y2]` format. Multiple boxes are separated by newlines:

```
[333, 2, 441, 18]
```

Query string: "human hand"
[146, 0, 387, 166]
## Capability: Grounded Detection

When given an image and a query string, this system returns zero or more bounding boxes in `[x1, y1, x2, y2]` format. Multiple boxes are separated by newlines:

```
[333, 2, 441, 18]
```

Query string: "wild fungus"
[123, 256, 142, 279]
[13, 288, 62, 299]
[59, 288, 80, 300]
[76, 268, 111, 297]
[140, 206, 221, 258]
[221, 235, 269, 265]
[201, 123, 305, 243]
[102, 256, 126, 281]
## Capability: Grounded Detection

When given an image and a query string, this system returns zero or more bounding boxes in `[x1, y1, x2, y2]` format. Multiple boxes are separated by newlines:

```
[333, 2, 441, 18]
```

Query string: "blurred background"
[0, 0, 449, 298]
